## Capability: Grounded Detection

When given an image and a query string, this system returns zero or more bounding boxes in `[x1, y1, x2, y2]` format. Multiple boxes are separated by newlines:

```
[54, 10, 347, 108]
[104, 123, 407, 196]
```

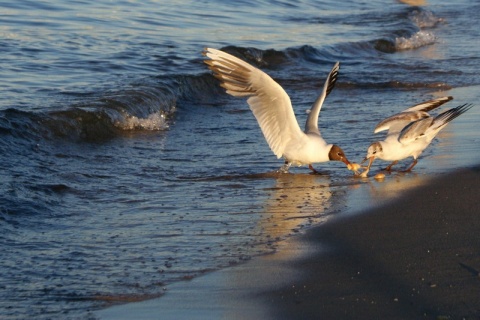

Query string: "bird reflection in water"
[257, 173, 338, 242]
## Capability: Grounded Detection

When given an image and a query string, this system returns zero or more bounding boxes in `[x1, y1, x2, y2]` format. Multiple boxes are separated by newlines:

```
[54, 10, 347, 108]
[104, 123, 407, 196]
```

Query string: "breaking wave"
[0, 7, 446, 146]
[0, 74, 222, 143]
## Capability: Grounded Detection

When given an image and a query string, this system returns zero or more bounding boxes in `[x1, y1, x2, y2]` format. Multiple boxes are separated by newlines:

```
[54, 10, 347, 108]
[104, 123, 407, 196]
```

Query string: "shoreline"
[96, 165, 480, 319]
[263, 164, 480, 319]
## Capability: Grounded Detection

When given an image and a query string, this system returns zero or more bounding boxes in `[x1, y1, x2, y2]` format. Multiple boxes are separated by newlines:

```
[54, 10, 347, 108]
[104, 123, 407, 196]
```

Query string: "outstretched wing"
[374, 111, 430, 135]
[398, 103, 473, 144]
[374, 96, 453, 135]
[203, 48, 304, 158]
[304, 62, 340, 135]
[403, 96, 453, 112]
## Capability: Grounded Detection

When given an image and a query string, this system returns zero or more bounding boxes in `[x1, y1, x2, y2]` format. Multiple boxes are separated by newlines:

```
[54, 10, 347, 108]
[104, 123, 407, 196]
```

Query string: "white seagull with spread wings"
[361, 96, 473, 175]
[203, 47, 350, 173]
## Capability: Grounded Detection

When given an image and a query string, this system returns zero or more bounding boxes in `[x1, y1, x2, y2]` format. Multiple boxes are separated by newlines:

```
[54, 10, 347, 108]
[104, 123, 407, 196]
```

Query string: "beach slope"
[264, 166, 480, 319]
[97, 166, 480, 319]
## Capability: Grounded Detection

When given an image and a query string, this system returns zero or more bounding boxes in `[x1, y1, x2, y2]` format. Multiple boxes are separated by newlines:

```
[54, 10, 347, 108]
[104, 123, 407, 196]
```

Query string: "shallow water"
[1, 0, 479, 318]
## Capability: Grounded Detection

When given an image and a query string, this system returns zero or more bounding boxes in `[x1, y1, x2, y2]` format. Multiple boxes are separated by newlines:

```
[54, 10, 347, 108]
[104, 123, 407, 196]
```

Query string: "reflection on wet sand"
[398, 0, 426, 5]
[218, 173, 342, 318]
[194, 171, 342, 242]
[347, 171, 432, 213]
[95, 171, 458, 320]
[94, 172, 343, 320]
[259, 173, 335, 240]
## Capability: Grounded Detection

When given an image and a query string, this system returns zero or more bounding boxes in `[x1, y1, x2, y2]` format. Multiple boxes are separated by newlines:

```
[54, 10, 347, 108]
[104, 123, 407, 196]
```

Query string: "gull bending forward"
[362, 96, 473, 175]
[203, 48, 350, 173]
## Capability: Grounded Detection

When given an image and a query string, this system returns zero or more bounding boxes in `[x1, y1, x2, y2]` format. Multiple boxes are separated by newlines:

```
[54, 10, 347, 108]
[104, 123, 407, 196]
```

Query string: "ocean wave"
[41, 97, 173, 141]
[114, 111, 169, 131]
[390, 8, 442, 51]
[213, 45, 290, 69]
[394, 30, 436, 51]
[340, 80, 452, 90]
[0, 97, 170, 144]
[216, 44, 371, 69]
[0, 5, 447, 145]
[215, 10, 443, 62]
[0, 74, 222, 143]
[205, 43, 455, 93]
[408, 8, 444, 28]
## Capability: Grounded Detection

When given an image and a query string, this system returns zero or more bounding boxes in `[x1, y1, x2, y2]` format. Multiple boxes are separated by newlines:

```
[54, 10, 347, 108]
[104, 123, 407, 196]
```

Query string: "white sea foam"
[115, 111, 169, 131]
[395, 30, 436, 50]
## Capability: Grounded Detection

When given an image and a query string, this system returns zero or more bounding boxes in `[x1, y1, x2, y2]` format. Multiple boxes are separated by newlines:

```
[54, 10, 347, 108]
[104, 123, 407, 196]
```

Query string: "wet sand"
[97, 165, 480, 319]
[263, 165, 480, 319]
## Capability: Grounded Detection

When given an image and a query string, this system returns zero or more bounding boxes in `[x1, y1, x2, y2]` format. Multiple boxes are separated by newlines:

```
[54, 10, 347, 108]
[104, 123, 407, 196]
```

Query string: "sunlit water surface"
[1, 0, 479, 318]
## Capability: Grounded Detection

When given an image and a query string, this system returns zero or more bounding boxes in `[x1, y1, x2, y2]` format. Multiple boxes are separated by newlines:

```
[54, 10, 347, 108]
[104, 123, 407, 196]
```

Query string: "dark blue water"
[1, 0, 479, 318]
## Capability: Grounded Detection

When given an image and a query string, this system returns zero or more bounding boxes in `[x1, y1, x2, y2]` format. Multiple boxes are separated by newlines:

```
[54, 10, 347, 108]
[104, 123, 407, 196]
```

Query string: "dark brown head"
[328, 144, 350, 166]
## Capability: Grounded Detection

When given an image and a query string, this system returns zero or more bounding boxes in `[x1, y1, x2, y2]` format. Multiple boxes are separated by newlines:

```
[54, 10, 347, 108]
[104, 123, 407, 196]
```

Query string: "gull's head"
[328, 145, 350, 166]
[362, 141, 382, 169]
[365, 141, 382, 160]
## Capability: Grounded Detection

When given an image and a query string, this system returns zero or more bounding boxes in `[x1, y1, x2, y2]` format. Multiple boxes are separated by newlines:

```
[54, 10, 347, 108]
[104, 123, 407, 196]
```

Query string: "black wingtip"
[435, 103, 474, 124]
[325, 63, 340, 97]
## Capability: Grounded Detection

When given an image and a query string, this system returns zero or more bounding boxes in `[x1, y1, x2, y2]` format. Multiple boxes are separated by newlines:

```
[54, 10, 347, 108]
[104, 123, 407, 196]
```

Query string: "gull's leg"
[385, 160, 398, 171]
[278, 161, 291, 173]
[403, 159, 418, 172]
[357, 156, 375, 177]
[308, 164, 319, 174]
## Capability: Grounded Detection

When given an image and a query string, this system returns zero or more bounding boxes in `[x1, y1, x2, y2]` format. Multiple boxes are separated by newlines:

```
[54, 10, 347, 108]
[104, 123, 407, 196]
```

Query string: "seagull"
[203, 47, 350, 173]
[361, 96, 473, 174]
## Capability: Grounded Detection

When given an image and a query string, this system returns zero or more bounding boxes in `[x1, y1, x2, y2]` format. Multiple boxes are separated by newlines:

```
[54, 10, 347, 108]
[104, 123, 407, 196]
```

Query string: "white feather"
[364, 97, 473, 172]
[203, 48, 344, 167]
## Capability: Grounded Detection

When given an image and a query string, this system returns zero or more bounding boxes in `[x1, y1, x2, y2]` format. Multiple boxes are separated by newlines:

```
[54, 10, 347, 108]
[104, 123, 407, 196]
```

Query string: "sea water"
[1, 0, 479, 318]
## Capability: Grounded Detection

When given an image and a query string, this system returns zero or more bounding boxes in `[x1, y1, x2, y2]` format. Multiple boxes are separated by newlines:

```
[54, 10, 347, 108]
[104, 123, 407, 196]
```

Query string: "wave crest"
[395, 30, 436, 51]
[115, 111, 169, 131]
[408, 9, 444, 28]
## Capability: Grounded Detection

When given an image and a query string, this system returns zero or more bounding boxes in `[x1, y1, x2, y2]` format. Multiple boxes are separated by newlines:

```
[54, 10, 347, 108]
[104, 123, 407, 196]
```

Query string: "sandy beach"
[263, 165, 480, 319]
[97, 165, 480, 319]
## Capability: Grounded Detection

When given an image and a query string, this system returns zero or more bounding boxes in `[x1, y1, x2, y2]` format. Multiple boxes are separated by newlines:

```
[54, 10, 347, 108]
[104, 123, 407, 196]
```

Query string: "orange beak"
[361, 156, 375, 171]
[342, 157, 351, 166]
